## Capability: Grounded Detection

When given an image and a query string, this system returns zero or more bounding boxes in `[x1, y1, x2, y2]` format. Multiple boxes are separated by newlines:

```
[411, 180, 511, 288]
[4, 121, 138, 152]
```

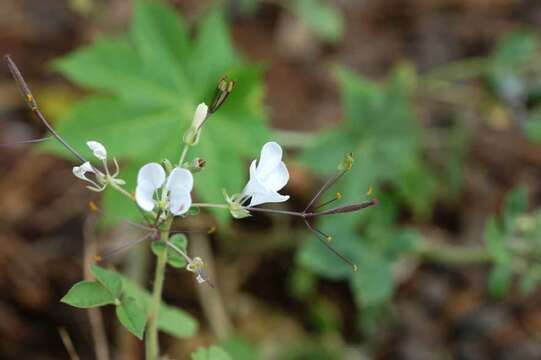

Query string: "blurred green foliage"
[191, 345, 232, 360]
[47, 0, 269, 225]
[485, 186, 541, 297]
[238, 0, 343, 42]
[298, 65, 434, 326]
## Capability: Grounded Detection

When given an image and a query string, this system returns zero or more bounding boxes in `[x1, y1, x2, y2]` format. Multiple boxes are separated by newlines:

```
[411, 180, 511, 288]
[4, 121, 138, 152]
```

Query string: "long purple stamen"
[303, 218, 357, 271]
[305, 199, 379, 218]
[303, 169, 347, 212]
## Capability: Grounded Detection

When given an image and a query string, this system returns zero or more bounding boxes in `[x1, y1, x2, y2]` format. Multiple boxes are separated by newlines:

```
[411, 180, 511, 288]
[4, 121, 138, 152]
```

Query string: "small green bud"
[162, 159, 173, 173]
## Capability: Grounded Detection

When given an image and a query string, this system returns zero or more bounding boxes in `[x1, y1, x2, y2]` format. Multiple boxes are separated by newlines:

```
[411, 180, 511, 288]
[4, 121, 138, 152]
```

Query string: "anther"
[313, 192, 343, 210]
[88, 201, 99, 212]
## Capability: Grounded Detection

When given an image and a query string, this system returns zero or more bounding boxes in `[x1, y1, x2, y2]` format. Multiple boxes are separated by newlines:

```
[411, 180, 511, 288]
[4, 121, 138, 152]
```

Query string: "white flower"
[135, 163, 166, 211]
[72, 161, 106, 192]
[192, 103, 208, 131]
[87, 141, 107, 160]
[166, 168, 193, 215]
[135, 163, 194, 215]
[242, 141, 289, 207]
[72, 161, 94, 181]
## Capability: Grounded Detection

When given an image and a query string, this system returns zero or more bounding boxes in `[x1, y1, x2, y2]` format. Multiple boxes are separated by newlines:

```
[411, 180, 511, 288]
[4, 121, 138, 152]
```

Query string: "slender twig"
[83, 216, 110, 360]
[190, 233, 232, 339]
[58, 328, 81, 360]
[145, 219, 172, 360]
[5, 55, 87, 163]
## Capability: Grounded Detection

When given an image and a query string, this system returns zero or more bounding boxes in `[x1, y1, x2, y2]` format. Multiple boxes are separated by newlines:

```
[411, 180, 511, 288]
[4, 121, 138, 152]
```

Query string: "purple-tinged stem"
[5, 55, 87, 164]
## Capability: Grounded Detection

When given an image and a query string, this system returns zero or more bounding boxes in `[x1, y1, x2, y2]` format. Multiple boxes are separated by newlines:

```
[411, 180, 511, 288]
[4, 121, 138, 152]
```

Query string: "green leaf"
[61, 280, 115, 308]
[116, 296, 147, 340]
[122, 277, 198, 338]
[220, 336, 259, 360]
[289, 0, 344, 42]
[151, 234, 189, 268]
[503, 186, 528, 232]
[301, 66, 433, 228]
[48, 1, 270, 226]
[191, 345, 232, 360]
[492, 31, 538, 68]
[488, 263, 512, 299]
[297, 226, 362, 280]
[484, 216, 507, 263]
[525, 107, 541, 142]
[350, 248, 394, 307]
[91, 264, 123, 298]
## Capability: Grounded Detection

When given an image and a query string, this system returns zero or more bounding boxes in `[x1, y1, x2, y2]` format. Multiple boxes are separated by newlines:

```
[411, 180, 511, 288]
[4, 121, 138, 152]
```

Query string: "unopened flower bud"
[209, 76, 235, 113]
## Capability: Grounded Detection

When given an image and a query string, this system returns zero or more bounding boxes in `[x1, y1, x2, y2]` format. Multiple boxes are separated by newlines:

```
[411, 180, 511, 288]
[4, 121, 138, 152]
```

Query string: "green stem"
[145, 223, 171, 360]
[415, 242, 493, 265]
[178, 144, 190, 167]
[109, 178, 135, 201]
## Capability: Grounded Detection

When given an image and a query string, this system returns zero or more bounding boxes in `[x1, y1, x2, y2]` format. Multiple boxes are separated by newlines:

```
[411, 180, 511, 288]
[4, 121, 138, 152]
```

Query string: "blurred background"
[2, 0, 541, 359]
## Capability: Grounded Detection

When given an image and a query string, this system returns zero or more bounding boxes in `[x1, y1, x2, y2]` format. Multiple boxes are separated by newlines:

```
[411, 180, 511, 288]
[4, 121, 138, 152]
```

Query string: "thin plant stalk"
[145, 221, 171, 360]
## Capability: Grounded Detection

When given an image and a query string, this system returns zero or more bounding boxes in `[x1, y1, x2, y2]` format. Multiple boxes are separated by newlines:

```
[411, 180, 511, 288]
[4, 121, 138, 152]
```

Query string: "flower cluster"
[72, 141, 124, 192]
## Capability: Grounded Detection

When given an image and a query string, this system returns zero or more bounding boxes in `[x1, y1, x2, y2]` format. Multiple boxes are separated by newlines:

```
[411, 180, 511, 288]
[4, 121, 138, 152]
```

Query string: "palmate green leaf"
[191, 345, 232, 360]
[301, 65, 434, 227]
[116, 296, 147, 339]
[61, 280, 116, 308]
[47, 1, 269, 225]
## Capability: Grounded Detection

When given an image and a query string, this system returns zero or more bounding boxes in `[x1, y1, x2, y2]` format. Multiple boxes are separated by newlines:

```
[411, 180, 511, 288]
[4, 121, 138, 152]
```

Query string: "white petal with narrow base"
[87, 141, 107, 160]
[72, 161, 94, 181]
[166, 168, 193, 215]
[242, 141, 290, 207]
[135, 163, 166, 211]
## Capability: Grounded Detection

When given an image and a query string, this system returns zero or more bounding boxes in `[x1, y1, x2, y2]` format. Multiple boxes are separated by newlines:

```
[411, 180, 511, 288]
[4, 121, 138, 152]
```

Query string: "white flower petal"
[135, 179, 157, 211]
[166, 168, 193, 192]
[137, 163, 166, 189]
[166, 168, 193, 216]
[260, 161, 289, 191]
[248, 192, 290, 207]
[192, 103, 208, 130]
[87, 141, 107, 160]
[242, 160, 264, 197]
[72, 161, 94, 180]
[241, 142, 290, 207]
[256, 142, 283, 178]
[169, 189, 192, 215]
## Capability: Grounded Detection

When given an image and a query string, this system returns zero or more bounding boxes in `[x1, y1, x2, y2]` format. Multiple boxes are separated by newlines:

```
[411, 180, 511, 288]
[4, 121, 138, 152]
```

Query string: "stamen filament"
[303, 219, 357, 271]
[305, 199, 378, 218]
[96, 233, 152, 262]
[313, 192, 342, 211]
[304, 170, 347, 212]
